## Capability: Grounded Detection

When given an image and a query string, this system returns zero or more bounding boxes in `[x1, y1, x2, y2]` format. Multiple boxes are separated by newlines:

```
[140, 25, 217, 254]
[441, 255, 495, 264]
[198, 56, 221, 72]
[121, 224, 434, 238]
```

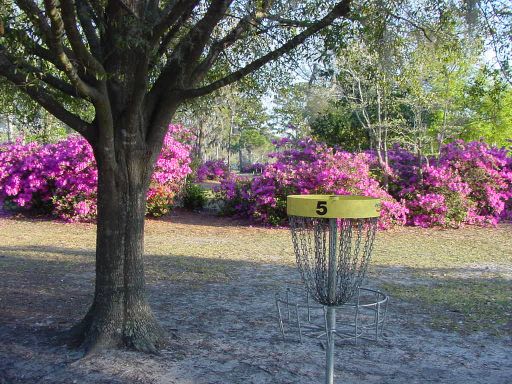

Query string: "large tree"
[0, 0, 352, 352]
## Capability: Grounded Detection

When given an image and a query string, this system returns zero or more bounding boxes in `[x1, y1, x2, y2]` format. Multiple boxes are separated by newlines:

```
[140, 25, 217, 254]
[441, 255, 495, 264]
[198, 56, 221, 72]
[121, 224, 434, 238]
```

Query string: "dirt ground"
[0, 211, 511, 384]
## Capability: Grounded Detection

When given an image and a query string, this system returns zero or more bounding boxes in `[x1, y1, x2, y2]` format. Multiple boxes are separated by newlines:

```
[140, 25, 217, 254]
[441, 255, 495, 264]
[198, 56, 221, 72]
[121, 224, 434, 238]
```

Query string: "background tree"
[310, 103, 370, 150]
[308, 0, 510, 155]
[238, 128, 271, 166]
[331, 36, 404, 186]
[270, 76, 336, 139]
[271, 83, 312, 138]
[395, 7, 482, 158]
[177, 83, 271, 169]
[177, 92, 228, 164]
[230, 89, 271, 169]
[0, 0, 353, 353]
[0, 78, 81, 142]
[477, 0, 512, 84]
[461, 68, 512, 145]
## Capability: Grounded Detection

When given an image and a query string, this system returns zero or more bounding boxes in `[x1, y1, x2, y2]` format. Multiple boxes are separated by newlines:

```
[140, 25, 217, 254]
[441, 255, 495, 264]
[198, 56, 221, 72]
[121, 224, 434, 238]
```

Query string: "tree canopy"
[0, 0, 355, 353]
[0, 0, 353, 147]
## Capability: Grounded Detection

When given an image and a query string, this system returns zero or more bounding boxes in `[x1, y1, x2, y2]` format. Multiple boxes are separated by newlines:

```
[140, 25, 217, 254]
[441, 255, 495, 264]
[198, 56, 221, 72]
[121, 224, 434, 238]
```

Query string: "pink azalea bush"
[388, 140, 512, 227]
[2, 130, 510, 228]
[196, 159, 230, 181]
[147, 125, 193, 217]
[219, 138, 512, 228]
[218, 138, 408, 228]
[241, 162, 266, 174]
[0, 124, 192, 221]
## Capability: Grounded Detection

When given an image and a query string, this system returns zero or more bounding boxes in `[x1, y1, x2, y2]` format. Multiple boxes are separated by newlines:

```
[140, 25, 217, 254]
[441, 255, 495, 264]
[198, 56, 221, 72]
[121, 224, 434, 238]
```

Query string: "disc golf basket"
[284, 195, 381, 384]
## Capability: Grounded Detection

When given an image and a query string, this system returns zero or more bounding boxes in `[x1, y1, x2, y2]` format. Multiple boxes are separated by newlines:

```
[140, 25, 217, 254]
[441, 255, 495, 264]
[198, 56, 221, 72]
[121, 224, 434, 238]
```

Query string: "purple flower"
[196, 159, 230, 181]
[0, 124, 192, 221]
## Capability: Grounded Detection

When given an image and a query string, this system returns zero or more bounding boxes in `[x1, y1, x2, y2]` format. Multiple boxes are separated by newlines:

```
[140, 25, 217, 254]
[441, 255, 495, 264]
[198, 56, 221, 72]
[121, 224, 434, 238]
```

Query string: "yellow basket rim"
[286, 194, 381, 219]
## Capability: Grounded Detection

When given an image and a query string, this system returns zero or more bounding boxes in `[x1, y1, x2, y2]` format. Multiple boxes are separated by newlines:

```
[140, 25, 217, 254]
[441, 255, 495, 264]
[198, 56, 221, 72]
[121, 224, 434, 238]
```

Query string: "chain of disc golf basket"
[289, 216, 378, 306]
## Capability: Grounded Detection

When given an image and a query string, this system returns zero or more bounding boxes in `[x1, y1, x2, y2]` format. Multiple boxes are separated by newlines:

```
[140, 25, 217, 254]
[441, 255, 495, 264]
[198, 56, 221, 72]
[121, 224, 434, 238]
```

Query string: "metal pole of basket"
[326, 218, 337, 384]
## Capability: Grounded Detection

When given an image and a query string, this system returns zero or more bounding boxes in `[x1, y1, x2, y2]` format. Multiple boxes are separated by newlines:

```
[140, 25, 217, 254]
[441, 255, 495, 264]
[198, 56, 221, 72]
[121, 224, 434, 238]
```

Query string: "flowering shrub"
[218, 138, 511, 228]
[502, 153, 512, 221]
[196, 159, 230, 181]
[387, 140, 512, 227]
[50, 138, 98, 221]
[146, 186, 175, 218]
[241, 162, 266, 174]
[218, 174, 253, 217]
[218, 138, 408, 228]
[441, 141, 512, 224]
[2, 131, 510, 228]
[0, 137, 97, 220]
[147, 124, 193, 217]
[0, 124, 192, 221]
[182, 183, 207, 211]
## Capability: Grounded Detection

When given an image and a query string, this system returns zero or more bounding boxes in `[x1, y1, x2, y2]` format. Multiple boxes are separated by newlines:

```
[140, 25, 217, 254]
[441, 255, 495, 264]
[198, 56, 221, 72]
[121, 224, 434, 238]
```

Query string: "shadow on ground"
[152, 208, 256, 229]
[1, 244, 511, 384]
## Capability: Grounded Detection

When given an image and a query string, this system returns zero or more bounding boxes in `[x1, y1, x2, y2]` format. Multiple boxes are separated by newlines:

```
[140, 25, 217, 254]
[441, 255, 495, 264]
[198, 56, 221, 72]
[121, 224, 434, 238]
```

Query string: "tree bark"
[6, 115, 12, 142]
[71, 140, 165, 354]
[247, 147, 253, 165]
[238, 146, 244, 172]
[195, 119, 205, 163]
[227, 114, 233, 169]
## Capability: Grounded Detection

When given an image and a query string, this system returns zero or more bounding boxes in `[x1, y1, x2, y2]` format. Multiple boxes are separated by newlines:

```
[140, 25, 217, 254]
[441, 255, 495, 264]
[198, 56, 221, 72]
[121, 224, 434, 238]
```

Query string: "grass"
[373, 225, 512, 268]
[373, 226, 512, 336]
[0, 212, 511, 335]
[382, 278, 512, 335]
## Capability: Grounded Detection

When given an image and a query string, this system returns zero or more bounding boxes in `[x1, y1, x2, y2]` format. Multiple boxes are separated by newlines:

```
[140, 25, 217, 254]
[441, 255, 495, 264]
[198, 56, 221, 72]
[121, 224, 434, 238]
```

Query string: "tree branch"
[88, 0, 105, 22]
[147, 0, 233, 114]
[6, 26, 66, 72]
[265, 15, 315, 28]
[183, 0, 352, 99]
[16, 0, 54, 45]
[59, 0, 106, 77]
[76, 0, 103, 60]
[387, 12, 433, 42]
[43, 0, 101, 100]
[173, 0, 233, 70]
[6, 26, 96, 86]
[150, 0, 199, 47]
[154, 1, 199, 57]
[191, 0, 279, 81]
[0, 46, 94, 140]
[190, 12, 265, 84]
[8, 55, 83, 98]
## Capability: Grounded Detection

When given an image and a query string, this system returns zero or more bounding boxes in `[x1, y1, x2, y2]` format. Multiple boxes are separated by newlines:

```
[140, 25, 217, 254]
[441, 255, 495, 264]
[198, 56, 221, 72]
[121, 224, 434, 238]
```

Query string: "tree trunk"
[195, 120, 205, 163]
[376, 145, 389, 190]
[71, 145, 165, 354]
[227, 114, 233, 169]
[42, 112, 49, 144]
[238, 146, 244, 172]
[6, 115, 12, 142]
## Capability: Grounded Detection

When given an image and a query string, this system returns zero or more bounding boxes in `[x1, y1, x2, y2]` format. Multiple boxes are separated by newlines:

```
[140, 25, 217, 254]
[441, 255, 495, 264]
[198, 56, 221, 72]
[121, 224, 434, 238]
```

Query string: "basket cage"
[289, 216, 378, 306]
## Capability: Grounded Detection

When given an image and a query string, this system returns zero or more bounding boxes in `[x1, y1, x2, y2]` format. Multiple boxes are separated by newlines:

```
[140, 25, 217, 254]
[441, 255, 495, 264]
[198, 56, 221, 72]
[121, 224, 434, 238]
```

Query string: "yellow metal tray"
[286, 195, 380, 219]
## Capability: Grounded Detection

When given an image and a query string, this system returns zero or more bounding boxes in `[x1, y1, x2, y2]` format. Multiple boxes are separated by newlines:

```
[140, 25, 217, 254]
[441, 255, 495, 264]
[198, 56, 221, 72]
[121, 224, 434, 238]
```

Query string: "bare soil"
[0, 211, 511, 384]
